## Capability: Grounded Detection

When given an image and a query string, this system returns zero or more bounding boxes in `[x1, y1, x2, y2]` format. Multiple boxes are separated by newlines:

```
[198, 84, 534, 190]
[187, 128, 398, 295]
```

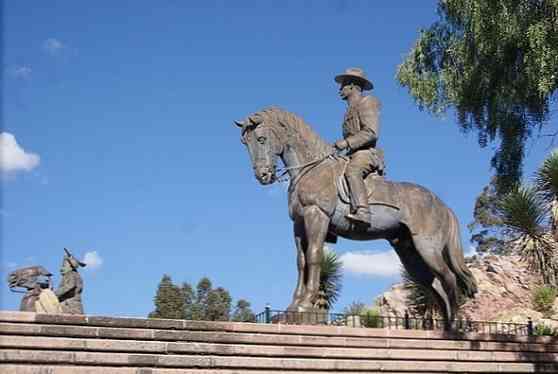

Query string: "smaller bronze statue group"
[7, 248, 86, 314]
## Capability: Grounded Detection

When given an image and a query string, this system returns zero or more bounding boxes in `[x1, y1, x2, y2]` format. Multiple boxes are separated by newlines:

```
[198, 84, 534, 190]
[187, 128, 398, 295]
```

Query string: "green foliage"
[499, 186, 547, 238]
[468, 178, 508, 254]
[181, 282, 195, 320]
[205, 287, 232, 321]
[360, 307, 382, 328]
[149, 275, 239, 321]
[343, 301, 367, 316]
[496, 152, 558, 286]
[397, 0, 558, 193]
[532, 286, 557, 317]
[148, 274, 186, 319]
[231, 299, 256, 322]
[314, 248, 343, 310]
[343, 301, 382, 328]
[535, 150, 558, 240]
[401, 269, 439, 317]
[533, 323, 558, 336]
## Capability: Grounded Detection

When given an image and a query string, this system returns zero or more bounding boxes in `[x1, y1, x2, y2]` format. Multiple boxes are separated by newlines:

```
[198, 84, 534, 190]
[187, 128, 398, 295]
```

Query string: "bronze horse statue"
[235, 107, 477, 324]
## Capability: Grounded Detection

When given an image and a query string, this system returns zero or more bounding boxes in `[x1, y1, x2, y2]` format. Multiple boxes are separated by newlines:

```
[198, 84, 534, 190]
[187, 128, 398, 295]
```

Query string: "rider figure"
[334, 67, 381, 226]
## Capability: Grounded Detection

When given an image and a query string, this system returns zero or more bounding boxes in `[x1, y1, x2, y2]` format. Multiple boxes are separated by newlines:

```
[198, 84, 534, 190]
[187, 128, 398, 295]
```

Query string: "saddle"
[335, 153, 401, 211]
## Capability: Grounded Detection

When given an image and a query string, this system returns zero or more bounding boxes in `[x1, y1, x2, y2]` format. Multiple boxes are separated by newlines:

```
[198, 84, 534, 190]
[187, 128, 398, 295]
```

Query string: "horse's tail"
[445, 209, 478, 299]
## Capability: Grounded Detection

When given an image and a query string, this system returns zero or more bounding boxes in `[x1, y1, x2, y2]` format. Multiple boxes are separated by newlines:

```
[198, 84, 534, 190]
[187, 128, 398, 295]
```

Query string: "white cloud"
[0, 132, 40, 174]
[340, 250, 401, 277]
[465, 245, 477, 257]
[10, 65, 32, 79]
[83, 251, 103, 270]
[43, 38, 65, 55]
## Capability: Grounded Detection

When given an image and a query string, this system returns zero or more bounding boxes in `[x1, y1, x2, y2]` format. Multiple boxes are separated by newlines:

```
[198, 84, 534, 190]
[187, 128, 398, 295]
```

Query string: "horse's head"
[235, 112, 283, 185]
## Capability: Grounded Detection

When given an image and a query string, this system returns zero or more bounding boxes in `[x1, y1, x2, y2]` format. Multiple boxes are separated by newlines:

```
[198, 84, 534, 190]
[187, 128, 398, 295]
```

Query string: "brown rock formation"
[376, 254, 558, 328]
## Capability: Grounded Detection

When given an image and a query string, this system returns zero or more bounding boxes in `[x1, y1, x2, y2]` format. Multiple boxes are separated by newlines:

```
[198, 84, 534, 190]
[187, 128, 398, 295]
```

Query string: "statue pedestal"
[276, 309, 329, 325]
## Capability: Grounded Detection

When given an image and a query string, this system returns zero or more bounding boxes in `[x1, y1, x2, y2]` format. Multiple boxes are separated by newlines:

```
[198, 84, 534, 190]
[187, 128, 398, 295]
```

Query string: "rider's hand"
[335, 139, 348, 150]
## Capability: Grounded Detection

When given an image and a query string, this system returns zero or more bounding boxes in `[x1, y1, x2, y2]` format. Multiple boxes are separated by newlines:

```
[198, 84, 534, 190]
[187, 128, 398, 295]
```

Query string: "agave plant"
[497, 151, 558, 286]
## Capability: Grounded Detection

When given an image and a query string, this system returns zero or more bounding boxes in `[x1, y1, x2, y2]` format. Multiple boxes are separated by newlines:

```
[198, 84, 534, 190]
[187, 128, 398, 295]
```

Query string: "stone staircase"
[1, 311, 557, 373]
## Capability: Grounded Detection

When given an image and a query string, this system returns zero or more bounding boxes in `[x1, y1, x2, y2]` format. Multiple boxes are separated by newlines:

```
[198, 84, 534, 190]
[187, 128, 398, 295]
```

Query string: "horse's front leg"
[298, 205, 329, 310]
[288, 220, 307, 311]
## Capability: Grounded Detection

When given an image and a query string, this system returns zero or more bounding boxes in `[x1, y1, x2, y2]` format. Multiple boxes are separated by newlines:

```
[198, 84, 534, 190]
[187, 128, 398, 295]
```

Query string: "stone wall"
[1, 311, 557, 373]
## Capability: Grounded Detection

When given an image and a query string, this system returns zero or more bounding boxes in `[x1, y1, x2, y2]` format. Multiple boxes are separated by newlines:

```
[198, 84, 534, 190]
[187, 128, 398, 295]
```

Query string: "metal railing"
[254, 307, 533, 336]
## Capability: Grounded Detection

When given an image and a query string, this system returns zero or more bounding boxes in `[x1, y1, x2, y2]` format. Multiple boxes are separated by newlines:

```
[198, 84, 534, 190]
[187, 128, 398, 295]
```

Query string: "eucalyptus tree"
[398, 0, 558, 193]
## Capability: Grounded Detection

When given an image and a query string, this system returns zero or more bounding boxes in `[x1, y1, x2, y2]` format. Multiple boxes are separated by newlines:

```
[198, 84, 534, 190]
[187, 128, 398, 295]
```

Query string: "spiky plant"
[401, 268, 439, 318]
[535, 150, 558, 241]
[497, 168, 558, 286]
[314, 248, 343, 311]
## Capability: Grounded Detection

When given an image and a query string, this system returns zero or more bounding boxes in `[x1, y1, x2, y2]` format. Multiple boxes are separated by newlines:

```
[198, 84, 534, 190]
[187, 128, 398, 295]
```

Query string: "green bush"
[360, 307, 382, 328]
[533, 323, 558, 336]
[532, 286, 557, 317]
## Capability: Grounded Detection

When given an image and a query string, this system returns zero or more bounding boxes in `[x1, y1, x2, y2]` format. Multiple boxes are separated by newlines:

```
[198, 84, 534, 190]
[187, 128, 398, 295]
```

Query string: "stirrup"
[346, 210, 371, 226]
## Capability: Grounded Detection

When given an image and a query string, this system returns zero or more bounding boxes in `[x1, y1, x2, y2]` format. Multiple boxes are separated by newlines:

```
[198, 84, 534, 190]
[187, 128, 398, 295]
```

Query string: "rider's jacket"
[342, 95, 381, 153]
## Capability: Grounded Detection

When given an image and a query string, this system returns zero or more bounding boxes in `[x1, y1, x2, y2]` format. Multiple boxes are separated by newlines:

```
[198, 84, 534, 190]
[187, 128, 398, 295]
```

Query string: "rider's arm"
[345, 96, 380, 151]
[55, 275, 76, 298]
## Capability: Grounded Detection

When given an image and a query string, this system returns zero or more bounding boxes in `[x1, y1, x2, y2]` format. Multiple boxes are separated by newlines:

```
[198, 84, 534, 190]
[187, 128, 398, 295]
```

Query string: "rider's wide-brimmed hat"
[334, 67, 373, 91]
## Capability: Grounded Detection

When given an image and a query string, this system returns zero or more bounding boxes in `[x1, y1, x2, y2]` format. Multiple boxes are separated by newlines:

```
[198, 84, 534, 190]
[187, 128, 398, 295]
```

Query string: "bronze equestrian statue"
[234, 69, 477, 326]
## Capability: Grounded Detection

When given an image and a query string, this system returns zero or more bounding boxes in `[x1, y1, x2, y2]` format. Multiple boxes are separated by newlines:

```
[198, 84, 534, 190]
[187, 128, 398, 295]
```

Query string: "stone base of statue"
[278, 308, 329, 325]
[0, 310, 550, 373]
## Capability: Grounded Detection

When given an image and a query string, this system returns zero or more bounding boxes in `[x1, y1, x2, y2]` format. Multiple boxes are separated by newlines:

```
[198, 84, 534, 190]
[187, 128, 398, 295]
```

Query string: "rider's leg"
[345, 151, 374, 224]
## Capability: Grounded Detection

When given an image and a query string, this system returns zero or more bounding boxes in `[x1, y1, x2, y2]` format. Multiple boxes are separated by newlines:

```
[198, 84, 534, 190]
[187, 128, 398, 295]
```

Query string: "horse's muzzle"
[255, 165, 275, 185]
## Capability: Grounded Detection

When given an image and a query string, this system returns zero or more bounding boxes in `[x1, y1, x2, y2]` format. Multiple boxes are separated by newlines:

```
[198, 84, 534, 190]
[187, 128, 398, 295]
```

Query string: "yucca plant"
[314, 248, 343, 311]
[497, 151, 558, 286]
[401, 268, 439, 318]
[535, 150, 558, 241]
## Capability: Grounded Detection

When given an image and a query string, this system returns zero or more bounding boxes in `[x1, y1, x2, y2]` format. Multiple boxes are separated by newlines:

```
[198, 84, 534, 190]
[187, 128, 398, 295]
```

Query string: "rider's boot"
[346, 173, 371, 226]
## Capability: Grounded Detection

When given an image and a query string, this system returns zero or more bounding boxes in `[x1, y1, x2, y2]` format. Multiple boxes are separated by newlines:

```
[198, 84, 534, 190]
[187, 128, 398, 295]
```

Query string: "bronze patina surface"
[55, 248, 86, 314]
[235, 71, 477, 325]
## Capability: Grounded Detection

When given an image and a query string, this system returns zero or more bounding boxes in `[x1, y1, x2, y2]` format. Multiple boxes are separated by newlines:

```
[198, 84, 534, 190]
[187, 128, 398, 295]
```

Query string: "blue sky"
[2, 1, 554, 317]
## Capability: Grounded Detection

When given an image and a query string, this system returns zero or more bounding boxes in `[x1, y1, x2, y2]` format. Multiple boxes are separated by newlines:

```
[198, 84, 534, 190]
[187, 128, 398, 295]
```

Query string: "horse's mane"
[253, 107, 332, 158]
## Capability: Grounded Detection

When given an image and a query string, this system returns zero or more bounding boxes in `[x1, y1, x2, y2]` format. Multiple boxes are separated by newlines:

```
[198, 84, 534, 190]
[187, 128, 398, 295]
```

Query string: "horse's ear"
[249, 115, 262, 125]
[234, 120, 245, 128]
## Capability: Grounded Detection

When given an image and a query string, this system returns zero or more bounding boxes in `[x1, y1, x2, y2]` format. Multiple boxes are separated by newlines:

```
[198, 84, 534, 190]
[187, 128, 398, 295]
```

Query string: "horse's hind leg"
[390, 235, 444, 320]
[412, 236, 458, 326]
[288, 220, 307, 311]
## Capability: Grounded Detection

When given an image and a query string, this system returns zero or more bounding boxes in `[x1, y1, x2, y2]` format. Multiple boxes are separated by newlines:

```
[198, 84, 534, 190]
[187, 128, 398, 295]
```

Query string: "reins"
[276, 151, 340, 184]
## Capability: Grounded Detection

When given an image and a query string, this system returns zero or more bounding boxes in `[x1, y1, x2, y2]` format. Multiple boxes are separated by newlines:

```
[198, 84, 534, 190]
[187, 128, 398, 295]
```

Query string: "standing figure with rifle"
[56, 248, 86, 314]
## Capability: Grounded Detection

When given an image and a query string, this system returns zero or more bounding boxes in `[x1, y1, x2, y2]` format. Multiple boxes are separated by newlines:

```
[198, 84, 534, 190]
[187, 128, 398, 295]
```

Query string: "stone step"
[2, 349, 558, 372]
[0, 365, 447, 374]
[1, 335, 557, 363]
[2, 321, 557, 353]
[0, 311, 550, 344]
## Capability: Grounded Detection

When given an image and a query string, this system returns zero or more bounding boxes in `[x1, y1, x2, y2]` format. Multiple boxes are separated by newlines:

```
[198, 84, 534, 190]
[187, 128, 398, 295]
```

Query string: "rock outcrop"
[375, 254, 558, 328]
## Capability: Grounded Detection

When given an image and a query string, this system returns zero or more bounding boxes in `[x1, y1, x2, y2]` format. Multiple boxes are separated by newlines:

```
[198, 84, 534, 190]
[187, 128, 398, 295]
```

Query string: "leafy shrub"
[532, 286, 557, 317]
[533, 323, 558, 336]
[360, 307, 382, 328]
